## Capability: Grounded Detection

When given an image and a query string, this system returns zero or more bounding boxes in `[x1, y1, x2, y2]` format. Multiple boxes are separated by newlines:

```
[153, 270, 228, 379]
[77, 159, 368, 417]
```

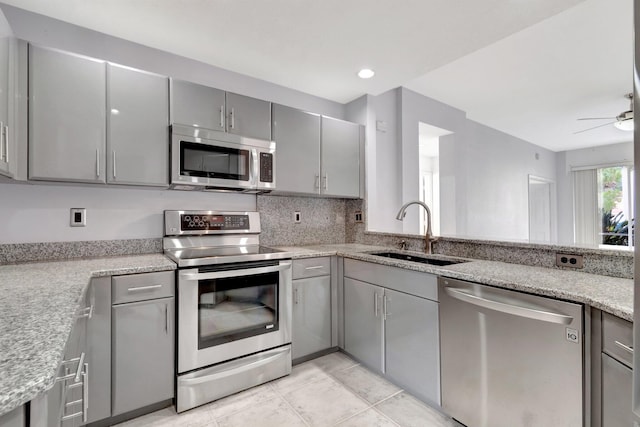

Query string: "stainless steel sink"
[369, 251, 465, 266]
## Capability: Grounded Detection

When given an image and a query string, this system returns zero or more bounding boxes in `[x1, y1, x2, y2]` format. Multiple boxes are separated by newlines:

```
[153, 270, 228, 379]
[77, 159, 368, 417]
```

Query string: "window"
[597, 166, 634, 247]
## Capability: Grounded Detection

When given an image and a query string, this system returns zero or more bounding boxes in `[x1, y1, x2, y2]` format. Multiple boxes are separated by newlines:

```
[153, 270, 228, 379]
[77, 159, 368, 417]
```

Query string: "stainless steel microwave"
[170, 124, 276, 193]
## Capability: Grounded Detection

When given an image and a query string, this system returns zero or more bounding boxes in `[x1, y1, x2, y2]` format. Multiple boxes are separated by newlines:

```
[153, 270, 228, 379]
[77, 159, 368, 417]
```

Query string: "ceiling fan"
[575, 93, 634, 134]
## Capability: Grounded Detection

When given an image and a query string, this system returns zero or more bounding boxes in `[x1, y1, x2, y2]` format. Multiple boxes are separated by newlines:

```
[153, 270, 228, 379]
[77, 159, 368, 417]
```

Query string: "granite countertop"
[276, 244, 634, 322]
[0, 254, 175, 417]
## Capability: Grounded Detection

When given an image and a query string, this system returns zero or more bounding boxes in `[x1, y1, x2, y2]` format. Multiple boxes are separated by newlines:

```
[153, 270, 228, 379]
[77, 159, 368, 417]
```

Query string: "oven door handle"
[180, 263, 291, 281]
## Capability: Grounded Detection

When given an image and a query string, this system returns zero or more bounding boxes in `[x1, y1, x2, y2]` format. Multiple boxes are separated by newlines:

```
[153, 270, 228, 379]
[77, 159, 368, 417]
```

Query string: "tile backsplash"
[258, 195, 358, 246]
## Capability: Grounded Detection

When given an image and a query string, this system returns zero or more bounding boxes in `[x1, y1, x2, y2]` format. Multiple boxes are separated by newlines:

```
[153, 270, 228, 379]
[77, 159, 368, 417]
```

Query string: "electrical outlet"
[354, 210, 363, 223]
[70, 208, 86, 227]
[294, 211, 301, 223]
[555, 253, 584, 269]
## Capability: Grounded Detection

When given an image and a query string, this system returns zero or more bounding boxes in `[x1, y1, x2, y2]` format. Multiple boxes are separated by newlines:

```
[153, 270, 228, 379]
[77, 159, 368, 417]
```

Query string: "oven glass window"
[198, 271, 279, 349]
[181, 141, 250, 181]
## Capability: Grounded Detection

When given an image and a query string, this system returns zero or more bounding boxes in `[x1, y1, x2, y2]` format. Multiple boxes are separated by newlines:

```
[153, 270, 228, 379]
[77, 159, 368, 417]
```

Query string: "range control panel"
[180, 214, 249, 231]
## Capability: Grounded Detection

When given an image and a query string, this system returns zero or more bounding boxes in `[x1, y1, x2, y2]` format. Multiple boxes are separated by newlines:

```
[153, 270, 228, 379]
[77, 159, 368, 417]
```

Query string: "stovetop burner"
[163, 210, 292, 267]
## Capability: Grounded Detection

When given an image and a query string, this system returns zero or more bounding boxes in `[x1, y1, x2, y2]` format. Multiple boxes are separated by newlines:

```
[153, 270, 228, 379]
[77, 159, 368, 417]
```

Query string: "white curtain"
[573, 169, 599, 245]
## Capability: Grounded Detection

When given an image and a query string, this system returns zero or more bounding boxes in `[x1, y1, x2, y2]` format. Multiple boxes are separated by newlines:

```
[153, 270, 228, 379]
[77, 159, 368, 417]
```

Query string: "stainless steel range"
[164, 210, 293, 413]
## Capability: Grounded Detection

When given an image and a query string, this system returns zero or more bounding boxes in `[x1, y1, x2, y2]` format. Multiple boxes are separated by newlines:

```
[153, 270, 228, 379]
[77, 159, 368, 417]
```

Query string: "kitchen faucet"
[395, 201, 437, 254]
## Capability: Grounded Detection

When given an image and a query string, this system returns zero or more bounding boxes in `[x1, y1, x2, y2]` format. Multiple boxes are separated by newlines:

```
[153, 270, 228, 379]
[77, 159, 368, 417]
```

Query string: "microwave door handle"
[180, 263, 291, 281]
[251, 148, 259, 186]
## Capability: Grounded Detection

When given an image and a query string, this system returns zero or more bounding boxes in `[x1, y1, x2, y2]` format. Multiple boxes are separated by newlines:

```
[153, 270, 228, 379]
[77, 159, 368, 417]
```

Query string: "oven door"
[177, 260, 292, 373]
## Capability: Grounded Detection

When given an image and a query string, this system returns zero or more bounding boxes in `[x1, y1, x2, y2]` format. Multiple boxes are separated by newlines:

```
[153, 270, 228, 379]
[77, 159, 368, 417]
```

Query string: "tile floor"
[116, 352, 462, 427]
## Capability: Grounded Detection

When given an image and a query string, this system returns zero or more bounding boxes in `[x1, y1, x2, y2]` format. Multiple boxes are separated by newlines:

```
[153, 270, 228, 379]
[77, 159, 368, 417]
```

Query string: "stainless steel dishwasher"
[438, 277, 584, 427]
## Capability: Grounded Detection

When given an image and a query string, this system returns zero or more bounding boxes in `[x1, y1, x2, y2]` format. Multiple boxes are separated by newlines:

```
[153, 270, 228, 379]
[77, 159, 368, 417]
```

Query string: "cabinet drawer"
[293, 257, 331, 279]
[112, 271, 174, 304]
[344, 259, 438, 301]
[602, 312, 633, 368]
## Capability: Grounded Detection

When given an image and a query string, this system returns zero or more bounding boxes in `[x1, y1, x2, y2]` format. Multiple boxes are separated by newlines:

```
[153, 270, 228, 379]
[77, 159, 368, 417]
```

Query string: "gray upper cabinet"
[171, 79, 225, 132]
[29, 45, 106, 183]
[272, 104, 320, 194]
[171, 80, 271, 140]
[320, 116, 360, 198]
[273, 105, 362, 198]
[0, 36, 15, 178]
[225, 92, 271, 140]
[107, 64, 169, 186]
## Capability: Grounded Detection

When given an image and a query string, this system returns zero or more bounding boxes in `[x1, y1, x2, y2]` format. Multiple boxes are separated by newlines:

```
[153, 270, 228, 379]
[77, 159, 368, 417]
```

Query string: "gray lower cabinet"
[29, 45, 106, 183]
[111, 272, 175, 416]
[343, 277, 383, 373]
[107, 63, 169, 186]
[384, 288, 439, 404]
[599, 311, 633, 427]
[292, 275, 331, 360]
[0, 406, 24, 427]
[343, 259, 440, 404]
[602, 353, 632, 427]
[292, 257, 332, 360]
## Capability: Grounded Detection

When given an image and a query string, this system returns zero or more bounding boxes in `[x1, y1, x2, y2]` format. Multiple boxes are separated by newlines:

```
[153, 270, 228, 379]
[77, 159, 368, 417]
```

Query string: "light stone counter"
[0, 254, 175, 417]
[276, 244, 633, 322]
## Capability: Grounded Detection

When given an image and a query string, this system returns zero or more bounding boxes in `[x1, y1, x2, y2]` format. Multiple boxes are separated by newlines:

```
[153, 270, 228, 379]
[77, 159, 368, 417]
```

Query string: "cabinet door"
[171, 79, 225, 132]
[320, 116, 360, 197]
[384, 288, 440, 404]
[226, 92, 271, 140]
[272, 104, 320, 194]
[29, 46, 106, 182]
[107, 64, 169, 186]
[292, 276, 331, 360]
[112, 297, 174, 416]
[602, 353, 632, 427]
[343, 278, 383, 373]
[0, 36, 10, 177]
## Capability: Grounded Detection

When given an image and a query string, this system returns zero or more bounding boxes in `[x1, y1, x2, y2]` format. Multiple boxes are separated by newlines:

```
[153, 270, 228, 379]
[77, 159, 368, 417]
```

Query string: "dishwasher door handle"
[444, 287, 574, 325]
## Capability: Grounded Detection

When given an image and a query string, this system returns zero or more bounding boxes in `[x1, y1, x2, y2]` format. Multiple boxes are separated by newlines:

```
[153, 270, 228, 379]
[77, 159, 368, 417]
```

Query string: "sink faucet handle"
[398, 240, 407, 250]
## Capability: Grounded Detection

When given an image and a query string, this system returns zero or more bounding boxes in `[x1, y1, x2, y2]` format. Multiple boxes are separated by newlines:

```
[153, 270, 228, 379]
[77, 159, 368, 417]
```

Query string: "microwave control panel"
[260, 153, 273, 183]
[180, 214, 249, 231]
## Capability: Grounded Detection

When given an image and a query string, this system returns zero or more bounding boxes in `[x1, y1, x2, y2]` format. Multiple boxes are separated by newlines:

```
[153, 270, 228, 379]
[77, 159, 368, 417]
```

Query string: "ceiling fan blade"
[573, 121, 617, 134]
[577, 117, 616, 121]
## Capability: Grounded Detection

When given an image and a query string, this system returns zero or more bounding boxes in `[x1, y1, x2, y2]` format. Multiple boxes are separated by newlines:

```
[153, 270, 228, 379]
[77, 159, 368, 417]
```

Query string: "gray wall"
[368, 87, 559, 242]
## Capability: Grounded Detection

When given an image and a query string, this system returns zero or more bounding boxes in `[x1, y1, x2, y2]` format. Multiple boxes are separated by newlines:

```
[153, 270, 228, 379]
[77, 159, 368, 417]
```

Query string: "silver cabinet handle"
[165, 303, 168, 334]
[220, 105, 225, 129]
[77, 304, 93, 319]
[0, 121, 4, 162]
[304, 266, 326, 271]
[112, 151, 116, 179]
[322, 174, 328, 191]
[96, 149, 100, 177]
[374, 292, 379, 317]
[444, 287, 574, 325]
[82, 363, 88, 423]
[74, 352, 85, 382]
[294, 287, 299, 304]
[314, 174, 320, 190]
[127, 284, 162, 292]
[4, 125, 8, 163]
[181, 262, 291, 281]
[230, 107, 235, 129]
[615, 340, 634, 354]
[383, 294, 390, 320]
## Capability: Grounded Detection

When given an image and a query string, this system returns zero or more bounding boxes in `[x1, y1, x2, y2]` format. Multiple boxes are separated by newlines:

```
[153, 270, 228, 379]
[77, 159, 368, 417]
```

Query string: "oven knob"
[194, 216, 200, 221]
[198, 221, 205, 227]
[184, 216, 191, 221]
[188, 222, 195, 227]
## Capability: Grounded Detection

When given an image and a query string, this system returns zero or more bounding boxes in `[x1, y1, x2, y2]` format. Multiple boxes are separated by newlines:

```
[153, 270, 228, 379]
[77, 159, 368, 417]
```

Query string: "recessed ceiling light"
[357, 68, 375, 79]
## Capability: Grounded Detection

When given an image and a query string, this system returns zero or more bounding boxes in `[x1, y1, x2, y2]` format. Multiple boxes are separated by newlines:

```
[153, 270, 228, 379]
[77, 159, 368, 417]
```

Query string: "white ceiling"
[0, 0, 630, 152]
